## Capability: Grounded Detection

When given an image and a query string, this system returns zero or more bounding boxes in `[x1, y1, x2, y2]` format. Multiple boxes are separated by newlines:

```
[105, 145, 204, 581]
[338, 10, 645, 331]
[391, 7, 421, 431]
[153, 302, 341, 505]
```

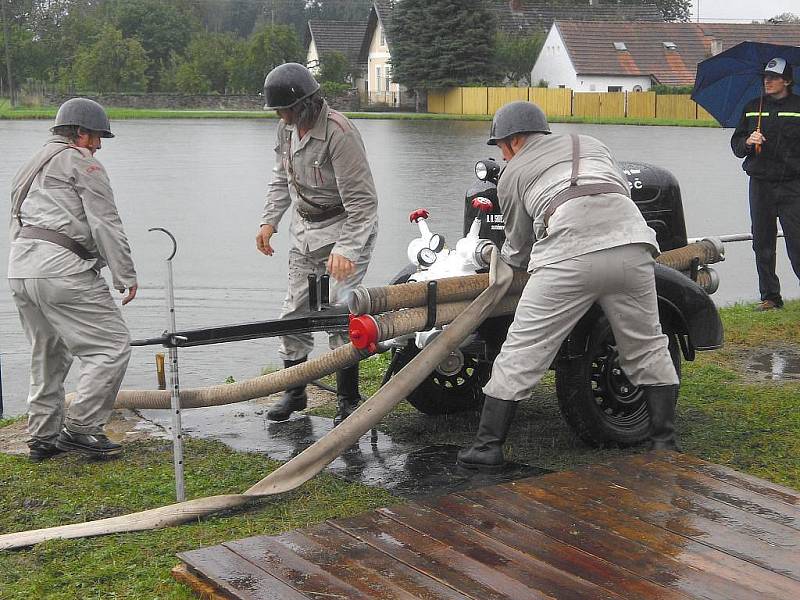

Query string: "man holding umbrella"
[731, 57, 800, 311]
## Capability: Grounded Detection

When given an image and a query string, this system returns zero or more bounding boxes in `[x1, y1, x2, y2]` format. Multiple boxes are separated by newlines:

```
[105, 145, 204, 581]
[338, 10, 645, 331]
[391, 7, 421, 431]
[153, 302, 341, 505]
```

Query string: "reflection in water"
[748, 349, 800, 381]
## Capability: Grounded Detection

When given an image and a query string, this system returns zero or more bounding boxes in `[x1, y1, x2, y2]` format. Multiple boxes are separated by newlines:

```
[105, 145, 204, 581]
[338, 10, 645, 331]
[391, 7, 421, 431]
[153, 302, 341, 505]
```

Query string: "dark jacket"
[731, 93, 800, 181]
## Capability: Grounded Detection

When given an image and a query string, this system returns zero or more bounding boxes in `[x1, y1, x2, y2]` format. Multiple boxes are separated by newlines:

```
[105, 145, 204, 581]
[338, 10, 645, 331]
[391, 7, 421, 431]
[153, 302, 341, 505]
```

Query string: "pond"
[0, 118, 796, 416]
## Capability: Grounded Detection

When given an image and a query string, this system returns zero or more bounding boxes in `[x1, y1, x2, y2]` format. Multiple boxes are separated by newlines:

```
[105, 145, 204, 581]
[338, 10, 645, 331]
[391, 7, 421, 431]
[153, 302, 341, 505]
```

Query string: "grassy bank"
[0, 98, 717, 127]
[1, 299, 798, 598]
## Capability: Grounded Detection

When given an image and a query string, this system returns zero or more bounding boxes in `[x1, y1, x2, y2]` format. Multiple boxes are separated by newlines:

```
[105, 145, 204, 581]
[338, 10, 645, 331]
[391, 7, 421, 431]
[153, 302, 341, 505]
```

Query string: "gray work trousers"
[278, 237, 374, 361]
[484, 244, 679, 402]
[9, 270, 131, 441]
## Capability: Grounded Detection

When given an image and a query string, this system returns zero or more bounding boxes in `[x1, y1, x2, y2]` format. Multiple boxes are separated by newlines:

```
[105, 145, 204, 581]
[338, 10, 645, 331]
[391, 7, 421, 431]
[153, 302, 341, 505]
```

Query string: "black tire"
[555, 317, 681, 447]
[392, 344, 489, 415]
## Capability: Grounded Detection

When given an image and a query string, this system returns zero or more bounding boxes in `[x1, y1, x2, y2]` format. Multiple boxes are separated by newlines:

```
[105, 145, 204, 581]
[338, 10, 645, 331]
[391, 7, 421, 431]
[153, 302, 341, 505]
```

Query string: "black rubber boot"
[333, 365, 360, 427]
[645, 385, 681, 452]
[267, 358, 308, 421]
[457, 396, 517, 472]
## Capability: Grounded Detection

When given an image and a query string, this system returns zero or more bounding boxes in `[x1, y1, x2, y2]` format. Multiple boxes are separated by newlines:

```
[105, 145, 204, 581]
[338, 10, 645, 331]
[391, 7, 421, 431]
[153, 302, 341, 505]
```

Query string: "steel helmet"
[487, 100, 550, 145]
[53, 97, 114, 138]
[263, 62, 321, 110]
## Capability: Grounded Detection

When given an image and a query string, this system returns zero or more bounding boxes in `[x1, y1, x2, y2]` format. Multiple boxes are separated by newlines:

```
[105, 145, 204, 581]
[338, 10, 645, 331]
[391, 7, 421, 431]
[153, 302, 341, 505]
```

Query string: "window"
[380, 27, 386, 47]
[385, 67, 391, 91]
[662, 41, 677, 51]
[613, 42, 627, 51]
[608, 86, 622, 92]
[376, 66, 382, 92]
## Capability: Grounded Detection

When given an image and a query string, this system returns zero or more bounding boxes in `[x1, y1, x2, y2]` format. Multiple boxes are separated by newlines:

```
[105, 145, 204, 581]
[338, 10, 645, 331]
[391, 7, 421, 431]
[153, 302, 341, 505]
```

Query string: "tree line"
[0, 0, 372, 95]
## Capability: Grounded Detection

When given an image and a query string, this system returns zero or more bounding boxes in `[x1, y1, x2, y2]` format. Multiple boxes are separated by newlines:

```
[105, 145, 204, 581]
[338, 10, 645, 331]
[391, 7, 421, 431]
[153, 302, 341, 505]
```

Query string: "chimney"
[589, 0, 600, 6]
[510, 0, 523, 13]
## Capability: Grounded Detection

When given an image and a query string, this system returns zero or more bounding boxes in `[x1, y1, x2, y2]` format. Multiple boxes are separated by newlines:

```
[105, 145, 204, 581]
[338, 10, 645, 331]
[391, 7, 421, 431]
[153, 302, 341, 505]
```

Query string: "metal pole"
[1, 0, 15, 107]
[149, 227, 185, 502]
[689, 230, 784, 244]
[0, 353, 4, 419]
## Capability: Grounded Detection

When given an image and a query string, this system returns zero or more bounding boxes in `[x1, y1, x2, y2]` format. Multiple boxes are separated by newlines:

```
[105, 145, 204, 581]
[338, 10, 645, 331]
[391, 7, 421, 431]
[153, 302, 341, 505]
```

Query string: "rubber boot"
[645, 384, 681, 452]
[267, 358, 308, 421]
[333, 365, 360, 427]
[457, 396, 517, 472]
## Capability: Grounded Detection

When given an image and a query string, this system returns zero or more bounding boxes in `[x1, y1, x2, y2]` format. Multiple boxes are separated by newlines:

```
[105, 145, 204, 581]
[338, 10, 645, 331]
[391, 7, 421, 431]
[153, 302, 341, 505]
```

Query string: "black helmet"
[263, 62, 321, 110]
[487, 101, 550, 145]
[53, 97, 114, 138]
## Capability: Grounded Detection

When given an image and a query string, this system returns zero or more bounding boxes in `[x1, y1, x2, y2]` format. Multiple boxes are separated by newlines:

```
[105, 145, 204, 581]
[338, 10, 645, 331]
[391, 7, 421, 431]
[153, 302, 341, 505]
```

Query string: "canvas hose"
[0, 248, 513, 550]
[349, 239, 724, 316]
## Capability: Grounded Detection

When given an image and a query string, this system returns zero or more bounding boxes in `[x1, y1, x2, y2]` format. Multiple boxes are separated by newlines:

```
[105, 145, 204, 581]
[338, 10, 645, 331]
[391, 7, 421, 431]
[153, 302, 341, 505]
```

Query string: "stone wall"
[44, 89, 361, 112]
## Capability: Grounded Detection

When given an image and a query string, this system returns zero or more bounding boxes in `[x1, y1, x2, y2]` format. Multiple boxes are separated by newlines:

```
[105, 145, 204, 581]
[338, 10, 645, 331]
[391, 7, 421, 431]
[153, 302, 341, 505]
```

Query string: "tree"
[111, 0, 192, 91]
[389, 0, 496, 90]
[767, 12, 800, 23]
[174, 31, 245, 94]
[71, 25, 149, 92]
[240, 24, 304, 93]
[318, 50, 350, 84]
[494, 31, 544, 86]
[652, 0, 691, 22]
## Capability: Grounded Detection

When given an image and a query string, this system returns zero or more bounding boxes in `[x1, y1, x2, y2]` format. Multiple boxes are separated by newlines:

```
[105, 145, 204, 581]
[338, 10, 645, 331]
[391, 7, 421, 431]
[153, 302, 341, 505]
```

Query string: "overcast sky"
[691, 0, 799, 22]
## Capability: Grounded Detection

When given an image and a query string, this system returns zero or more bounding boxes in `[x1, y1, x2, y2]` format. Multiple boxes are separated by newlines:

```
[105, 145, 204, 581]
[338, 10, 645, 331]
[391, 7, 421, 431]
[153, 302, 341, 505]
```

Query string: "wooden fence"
[427, 88, 716, 123]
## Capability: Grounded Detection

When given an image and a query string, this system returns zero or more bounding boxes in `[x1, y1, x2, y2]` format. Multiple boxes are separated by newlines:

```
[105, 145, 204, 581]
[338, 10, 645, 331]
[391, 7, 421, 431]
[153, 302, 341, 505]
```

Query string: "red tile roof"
[555, 21, 800, 85]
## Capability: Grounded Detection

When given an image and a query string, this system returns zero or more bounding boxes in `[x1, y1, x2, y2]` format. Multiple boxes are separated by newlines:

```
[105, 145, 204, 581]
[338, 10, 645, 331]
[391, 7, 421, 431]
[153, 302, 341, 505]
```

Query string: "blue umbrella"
[691, 41, 800, 128]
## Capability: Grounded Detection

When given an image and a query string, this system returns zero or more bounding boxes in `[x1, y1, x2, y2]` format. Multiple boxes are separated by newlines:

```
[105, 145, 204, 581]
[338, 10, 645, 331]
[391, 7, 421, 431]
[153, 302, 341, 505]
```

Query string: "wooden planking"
[227, 524, 470, 600]
[461, 484, 789, 600]
[177, 544, 308, 600]
[172, 564, 234, 600]
[176, 454, 800, 600]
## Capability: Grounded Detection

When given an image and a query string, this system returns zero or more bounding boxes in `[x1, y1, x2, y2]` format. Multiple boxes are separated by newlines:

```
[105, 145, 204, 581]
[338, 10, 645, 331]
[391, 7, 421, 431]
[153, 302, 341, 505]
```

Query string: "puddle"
[746, 349, 800, 381]
[139, 402, 548, 498]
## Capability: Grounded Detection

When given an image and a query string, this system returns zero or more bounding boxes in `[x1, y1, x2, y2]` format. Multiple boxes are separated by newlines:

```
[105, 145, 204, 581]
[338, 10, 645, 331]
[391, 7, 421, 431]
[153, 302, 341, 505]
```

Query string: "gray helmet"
[263, 62, 321, 110]
[53, 97, 114, 138]
[487, 101, 550, 145]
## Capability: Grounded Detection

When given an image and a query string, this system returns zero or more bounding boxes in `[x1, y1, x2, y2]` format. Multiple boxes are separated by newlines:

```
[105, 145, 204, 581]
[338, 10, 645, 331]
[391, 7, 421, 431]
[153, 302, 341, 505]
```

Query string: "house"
[489, 0, 663, 36]
[358, 0, 404, 106]
[532, 21, 800, 92]
[304, 20, 368, 81]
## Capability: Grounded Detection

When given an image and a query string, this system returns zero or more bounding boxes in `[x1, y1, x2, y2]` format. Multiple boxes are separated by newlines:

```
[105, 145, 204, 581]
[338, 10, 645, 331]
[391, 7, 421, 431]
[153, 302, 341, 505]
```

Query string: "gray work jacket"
[261, 101, 378, 262]
[8, 136, 137, 290]
[498, 133, 658, 271]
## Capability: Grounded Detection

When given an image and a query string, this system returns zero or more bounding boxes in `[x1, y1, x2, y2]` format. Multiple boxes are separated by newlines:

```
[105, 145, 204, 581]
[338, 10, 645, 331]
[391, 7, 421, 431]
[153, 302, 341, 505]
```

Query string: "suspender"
[542, 134, 629, 228]
[285, 128, 345, 221]
[11, 143, 98, 261]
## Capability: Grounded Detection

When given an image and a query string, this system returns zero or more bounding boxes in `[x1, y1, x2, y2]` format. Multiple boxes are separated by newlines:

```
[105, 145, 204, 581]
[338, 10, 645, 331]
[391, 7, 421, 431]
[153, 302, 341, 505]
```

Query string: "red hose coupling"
[349, 314, 379, 352]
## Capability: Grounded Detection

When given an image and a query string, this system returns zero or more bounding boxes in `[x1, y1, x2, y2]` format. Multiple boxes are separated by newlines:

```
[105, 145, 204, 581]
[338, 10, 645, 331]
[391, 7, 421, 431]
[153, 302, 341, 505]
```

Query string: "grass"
[0, 97, 718, 127]
[1, 299, 798, 597]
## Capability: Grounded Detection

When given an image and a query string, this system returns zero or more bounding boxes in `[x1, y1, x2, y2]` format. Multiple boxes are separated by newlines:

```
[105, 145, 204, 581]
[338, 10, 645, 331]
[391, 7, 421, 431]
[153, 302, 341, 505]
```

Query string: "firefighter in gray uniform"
[458, 101, 680, 472]
[8, 98, 137, 460]
[256, 63, 378, 425]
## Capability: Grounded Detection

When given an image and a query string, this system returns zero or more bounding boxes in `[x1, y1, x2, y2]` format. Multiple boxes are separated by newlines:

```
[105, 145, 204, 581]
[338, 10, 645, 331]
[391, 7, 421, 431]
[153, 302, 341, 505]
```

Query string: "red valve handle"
[349, 314, 379, 353]
[472, 197, 493, 213]
[409, 208, 430, 223]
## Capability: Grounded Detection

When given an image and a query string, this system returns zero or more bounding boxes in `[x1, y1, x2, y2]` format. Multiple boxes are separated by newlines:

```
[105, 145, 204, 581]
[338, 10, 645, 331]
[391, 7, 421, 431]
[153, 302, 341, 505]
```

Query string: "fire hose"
[0, 248, 513, 550]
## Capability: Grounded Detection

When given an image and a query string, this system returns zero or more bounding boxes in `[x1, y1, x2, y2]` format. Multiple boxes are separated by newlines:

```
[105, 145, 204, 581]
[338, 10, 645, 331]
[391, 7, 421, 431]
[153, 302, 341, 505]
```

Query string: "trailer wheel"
[391, 345, 489, 415]
[555, 318, 680, 447]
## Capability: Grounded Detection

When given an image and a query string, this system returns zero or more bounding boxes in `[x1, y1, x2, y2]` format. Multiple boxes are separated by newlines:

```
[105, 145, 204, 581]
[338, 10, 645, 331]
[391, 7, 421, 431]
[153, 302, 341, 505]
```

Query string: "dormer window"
[613, 42, 627, 51]
[663, 41, 677, 50]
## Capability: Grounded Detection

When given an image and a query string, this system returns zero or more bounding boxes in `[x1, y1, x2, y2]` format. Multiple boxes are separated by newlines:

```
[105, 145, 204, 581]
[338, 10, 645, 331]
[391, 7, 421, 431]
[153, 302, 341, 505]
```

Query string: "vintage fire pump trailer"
[347, 158, 724, 447]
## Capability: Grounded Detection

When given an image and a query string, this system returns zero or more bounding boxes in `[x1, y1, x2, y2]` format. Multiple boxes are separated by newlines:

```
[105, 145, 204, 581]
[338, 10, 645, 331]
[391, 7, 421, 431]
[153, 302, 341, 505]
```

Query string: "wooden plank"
[650, 452, 800, 508]
[614, 454, 800, 530]
[172, 563, 234, 600]
[527, 469, 800, 581]
[233, 522, 471, 600]
[462, 87, 488, 115]
[422, 493, 691, 600]
[331, 508, 550, 599]
[464, 483, 800, 599]
[178, 545, 308, 600]
[586, 460, 800, 546]
[377, 504, 626, 600]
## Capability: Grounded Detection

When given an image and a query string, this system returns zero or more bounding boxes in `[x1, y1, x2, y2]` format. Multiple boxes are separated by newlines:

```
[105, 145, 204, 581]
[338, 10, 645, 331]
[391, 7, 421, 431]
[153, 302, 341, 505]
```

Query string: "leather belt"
[17, 226, 98, 261]
[297, 205, 345, 223]
[542, 134, 629, 228]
